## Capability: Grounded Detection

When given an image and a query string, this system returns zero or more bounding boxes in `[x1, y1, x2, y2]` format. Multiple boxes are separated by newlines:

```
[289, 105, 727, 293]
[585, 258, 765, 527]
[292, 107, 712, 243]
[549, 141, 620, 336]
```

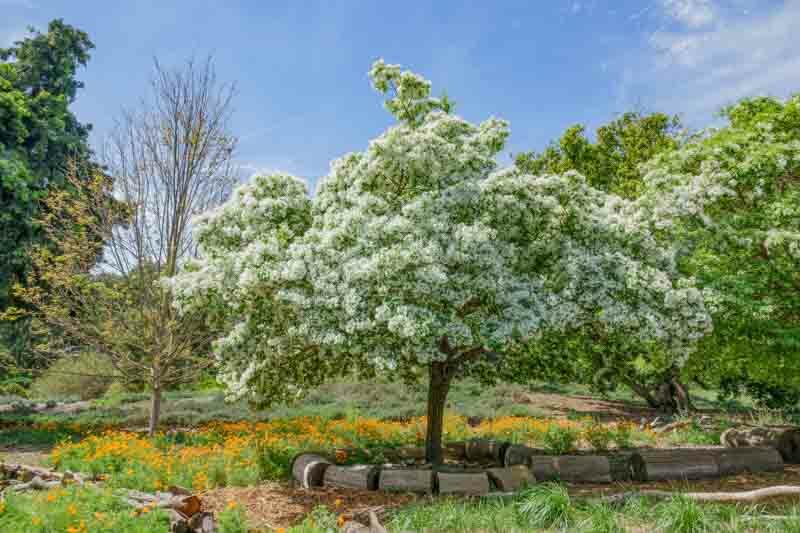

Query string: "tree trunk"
[625, 369, 693, 414]
[148, 386, 162, 437]
[425, 361, 453, 466]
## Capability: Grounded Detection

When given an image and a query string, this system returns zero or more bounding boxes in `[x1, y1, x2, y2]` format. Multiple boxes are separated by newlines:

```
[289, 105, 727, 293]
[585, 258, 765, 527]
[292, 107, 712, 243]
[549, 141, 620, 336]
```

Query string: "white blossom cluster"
[168, 61, 712, 402]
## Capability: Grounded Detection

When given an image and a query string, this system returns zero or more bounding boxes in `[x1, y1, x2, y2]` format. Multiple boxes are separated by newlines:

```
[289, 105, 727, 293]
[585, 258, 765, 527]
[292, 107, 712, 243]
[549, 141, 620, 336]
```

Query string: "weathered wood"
[384, 442, 466, 463]
[639, 449, 719, 481]
[486, 465, 534, 492]
[503, 444, 546, 467]
[291, 453, 332, 488]
[607, 452, 646, 482]
[379, 469, 433, 494]
[465, 439, 507, 464]
[554, 455, 612, 483]
[437, 471, 491, 495]
[528, 456, 560, 481]
[713, 446, 783, 476]
[721, 426, 800, 463]
[323, 464, 380, 490]
[602, 485, 800, 505]
[444, 441, 468, 461]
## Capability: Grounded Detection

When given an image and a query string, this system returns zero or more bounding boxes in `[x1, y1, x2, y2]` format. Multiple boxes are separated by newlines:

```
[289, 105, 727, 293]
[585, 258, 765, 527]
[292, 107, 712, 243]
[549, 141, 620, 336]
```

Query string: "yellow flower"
[226, 501, 238, 510]
[94, 511, 106, 520]
[334, 498, 343, 508]
[141, 506, 151, 514]
[47, 492, 57, 502]
[32, 516, 42, 526]
[67, 504, 78, 516]
[0, 501, 5, 514]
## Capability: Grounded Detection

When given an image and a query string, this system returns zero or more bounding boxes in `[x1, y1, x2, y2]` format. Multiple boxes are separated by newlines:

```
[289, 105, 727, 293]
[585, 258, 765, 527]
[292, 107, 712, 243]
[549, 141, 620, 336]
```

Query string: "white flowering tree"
[170, 61, 710, 464]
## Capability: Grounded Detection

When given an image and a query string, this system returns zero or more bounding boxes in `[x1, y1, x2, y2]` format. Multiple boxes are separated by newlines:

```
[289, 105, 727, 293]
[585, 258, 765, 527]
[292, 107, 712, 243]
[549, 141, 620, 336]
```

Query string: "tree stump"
[486, 465, 534, 492]
[437, 471, 491, 495]
[713, 447, 783, 476]
[379, 469, 433, 494]
[606, 452, 646, 482]
[554, 455, 612, 483]
[639, 449, 719, 481]
[465, 439, 507, 464]
[721, 426, 800, 463]
[323, 464, 380, 490]
[291, 453, 332, 488]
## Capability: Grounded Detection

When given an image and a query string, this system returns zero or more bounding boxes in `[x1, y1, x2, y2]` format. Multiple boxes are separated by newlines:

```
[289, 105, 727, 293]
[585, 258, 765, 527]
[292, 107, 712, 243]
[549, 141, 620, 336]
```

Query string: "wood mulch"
[202, 482, 419, 531]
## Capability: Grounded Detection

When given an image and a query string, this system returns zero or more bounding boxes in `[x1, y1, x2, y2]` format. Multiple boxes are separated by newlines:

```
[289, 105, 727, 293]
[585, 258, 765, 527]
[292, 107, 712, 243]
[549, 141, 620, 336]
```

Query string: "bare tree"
[18, 57, 238, 435]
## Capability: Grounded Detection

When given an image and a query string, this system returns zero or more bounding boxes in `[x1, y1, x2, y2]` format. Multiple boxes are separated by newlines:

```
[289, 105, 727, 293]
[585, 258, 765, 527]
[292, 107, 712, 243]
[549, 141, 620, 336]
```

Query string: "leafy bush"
[217, 504, 248, 533]
[542, 424, 578, 455]
[30, 352, 118, 400]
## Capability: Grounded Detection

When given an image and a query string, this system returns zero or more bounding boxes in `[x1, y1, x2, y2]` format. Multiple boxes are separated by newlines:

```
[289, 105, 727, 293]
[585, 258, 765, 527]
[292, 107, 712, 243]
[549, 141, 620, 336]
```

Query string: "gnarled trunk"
[425, 361, 453, 466]
[625, 368, 693, 414]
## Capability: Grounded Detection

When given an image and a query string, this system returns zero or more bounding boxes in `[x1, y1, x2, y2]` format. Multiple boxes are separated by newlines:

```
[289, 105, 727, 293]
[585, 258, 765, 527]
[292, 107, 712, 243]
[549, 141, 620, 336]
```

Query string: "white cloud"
[621, 1, 800, 120]
[661, 0, 716, 28]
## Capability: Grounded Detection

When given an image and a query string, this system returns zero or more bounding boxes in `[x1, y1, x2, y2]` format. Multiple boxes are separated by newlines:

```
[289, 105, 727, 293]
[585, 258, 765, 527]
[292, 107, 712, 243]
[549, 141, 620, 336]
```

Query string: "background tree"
[640, 94, 800, 408]
[16, 56, 238, 434]
[0, 20, 95, 378]
[170, 60, 710, 464]
[513, 111, 699, 411]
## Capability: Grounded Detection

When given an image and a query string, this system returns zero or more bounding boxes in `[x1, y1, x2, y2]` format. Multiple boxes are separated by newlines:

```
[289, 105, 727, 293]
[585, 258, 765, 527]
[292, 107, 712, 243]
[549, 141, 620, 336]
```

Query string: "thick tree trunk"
[425, 361, 453, 466]
[625, 370, 693, 414]
[148, 386, 162, 437]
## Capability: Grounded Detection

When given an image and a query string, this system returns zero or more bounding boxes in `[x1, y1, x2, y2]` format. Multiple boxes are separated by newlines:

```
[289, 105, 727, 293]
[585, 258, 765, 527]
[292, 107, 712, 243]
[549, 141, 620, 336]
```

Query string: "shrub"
[578, 503, 624, 533]
[217, 504, 248, 533]
[656, 496, 714, 533]
[30, 352, 118, 400]
[542, 424, 578, 455]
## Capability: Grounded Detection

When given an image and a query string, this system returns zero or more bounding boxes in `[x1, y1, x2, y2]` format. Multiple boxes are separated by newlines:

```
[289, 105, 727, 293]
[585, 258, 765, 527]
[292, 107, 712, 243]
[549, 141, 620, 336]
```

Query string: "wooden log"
[188, 511, 217, 533]
[465, 439, 507, 464]
[607, 452, 646, 482]
[437, 471, 491, 496]
[291, 453, 332, 488]
[444, 441, 468, 461]
[379, 469, 433, 494]
[554, 455, 612, 484]
[713, 447, 783, 476]
[486, 465, 534, 492]
[323, 464, 380, 490]
[503, 444, 545, 467]
[721, 426, 800, 463]
[639, 449, 719, 481]
[528, 456, 559, 481]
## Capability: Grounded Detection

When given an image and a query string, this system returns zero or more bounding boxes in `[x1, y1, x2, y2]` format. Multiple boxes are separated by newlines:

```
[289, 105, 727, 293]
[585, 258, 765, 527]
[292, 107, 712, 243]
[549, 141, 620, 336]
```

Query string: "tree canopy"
[0, 19, 94, 369]
[170, 60, 710, 463]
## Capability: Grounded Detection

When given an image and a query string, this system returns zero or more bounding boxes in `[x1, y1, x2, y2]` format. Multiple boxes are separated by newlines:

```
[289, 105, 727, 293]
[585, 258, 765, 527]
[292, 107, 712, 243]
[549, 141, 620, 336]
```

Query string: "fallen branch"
[601, 485, 800, 505]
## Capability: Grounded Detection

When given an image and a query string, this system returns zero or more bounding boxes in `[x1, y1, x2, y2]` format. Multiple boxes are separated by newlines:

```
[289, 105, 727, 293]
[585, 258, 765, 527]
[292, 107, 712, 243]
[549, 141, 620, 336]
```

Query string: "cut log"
[291, 453, 332, 488]
[437, 471, 491, 495]
[503, 445, 546, 467]
[553, 455, 612, 483]
[713, 446, 783, 476]
[721, 426, 800, 463]
[528, 456, 559, 482]
[323, 464, 380, 490]
[607, 452, 646, 482]
[379, 469, 433, 494]
[444, 441, 468, 461]
[486, 465, 534, 492]
[465, 439, 507, 464]
[639, 449, 719, 481]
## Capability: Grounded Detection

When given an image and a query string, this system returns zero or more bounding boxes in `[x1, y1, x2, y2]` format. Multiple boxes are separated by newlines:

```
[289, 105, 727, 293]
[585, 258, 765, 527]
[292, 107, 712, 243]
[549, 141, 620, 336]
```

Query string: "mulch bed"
[203, 482, 418, 530]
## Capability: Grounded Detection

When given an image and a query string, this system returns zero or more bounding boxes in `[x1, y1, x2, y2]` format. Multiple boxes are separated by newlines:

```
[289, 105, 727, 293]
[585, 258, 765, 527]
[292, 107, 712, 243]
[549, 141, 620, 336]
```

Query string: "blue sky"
[2, 0, 798, 187]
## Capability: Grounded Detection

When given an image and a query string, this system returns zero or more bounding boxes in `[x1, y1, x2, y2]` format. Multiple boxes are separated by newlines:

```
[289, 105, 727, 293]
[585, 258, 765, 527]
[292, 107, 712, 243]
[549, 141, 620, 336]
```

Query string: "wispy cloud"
[660, 0, 716, 28]
[620, 1, 800, 120]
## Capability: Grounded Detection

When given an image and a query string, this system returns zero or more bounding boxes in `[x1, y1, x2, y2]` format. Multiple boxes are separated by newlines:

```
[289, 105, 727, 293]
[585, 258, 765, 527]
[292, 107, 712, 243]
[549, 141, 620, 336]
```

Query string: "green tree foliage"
[515, 111, 682, 198]
[0, 20, 94, 371]
[643, 95, 800, 407]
